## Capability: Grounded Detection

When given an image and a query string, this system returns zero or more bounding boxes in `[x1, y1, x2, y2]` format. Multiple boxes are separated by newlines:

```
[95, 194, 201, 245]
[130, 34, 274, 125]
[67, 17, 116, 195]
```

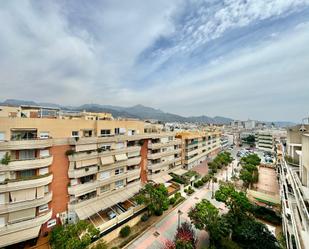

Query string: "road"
[126, 155, 238, 249]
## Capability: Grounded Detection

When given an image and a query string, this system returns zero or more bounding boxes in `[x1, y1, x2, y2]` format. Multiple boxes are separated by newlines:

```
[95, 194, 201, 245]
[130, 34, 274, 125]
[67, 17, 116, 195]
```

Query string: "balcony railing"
[0, 156, 53, 172]
[0, 192, 52, 214]
[0, 173, 53, 192]
[0, 139, 53, 150]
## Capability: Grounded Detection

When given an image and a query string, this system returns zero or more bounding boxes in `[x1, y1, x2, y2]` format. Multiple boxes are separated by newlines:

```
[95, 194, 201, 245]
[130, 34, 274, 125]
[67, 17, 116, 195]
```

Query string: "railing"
[0, 192, 52, 214]
[0, 139, 53, 150]
[0, 174, 53, 192]
[0, 209, 52, 235]
[0, 156, 53, 172]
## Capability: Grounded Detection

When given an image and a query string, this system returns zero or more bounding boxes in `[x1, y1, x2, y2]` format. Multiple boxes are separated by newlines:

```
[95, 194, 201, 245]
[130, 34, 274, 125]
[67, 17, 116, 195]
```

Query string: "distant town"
[0, 103, 307, 249]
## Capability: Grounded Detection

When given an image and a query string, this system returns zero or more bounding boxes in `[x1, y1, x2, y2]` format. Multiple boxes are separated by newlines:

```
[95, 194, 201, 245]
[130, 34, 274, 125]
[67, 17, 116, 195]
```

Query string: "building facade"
[278, 126, 309, 249]
[0, 108, 185, 248]
[176, 130, 221, 169]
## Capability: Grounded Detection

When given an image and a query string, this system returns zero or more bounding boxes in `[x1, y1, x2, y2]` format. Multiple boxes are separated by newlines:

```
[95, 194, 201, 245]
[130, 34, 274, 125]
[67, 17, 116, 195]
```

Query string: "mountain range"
[0, 99, 296, 127]
[0, 99, 233, 124]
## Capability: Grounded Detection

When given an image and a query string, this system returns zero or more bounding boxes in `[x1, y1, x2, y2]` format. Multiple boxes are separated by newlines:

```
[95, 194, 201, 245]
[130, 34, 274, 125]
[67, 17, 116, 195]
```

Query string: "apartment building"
[256, 129, 287, 152]
[176, 130, 221, 169]
[0, 107, 182, 248]
[278, 125, 309, 249]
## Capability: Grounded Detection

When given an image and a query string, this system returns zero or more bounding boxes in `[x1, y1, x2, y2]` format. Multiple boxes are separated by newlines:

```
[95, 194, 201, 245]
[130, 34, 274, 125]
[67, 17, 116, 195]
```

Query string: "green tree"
[135, 183, 169, 215]
[189, 199, 228, 245]
[215, 183, 251, 227]
[50, 220, 99, 249]
[232, 218, 280, 249]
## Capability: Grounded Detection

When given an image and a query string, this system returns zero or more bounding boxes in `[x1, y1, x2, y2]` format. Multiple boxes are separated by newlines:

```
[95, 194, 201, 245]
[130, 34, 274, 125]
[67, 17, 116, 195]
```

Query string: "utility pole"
[178, 210, 183, 229]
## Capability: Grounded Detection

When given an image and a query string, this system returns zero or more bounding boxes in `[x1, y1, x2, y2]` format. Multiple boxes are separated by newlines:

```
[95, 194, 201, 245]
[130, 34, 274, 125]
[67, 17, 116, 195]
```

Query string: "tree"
[135, 183, 169, 215]
[161, 222, 197, 249]
[232, 218, 280, 249]
[242, 135, 255, 146]
[241, 154, 260, 166]
[50, 220, 99, 249]
[189, 199, 227, 245]
[215, 183, 251, 227]
[239, 169, 253, 188]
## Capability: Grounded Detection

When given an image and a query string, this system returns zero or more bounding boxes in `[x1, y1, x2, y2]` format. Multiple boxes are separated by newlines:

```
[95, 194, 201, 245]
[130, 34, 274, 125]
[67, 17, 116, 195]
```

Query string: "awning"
[100, 156, 114, 165]
[152, 173, 173, 184]
[75, 184, 141, 220]
[173, 168, 188, 176]
[0, 225, 41, 248]
[115, 154, 128, 161]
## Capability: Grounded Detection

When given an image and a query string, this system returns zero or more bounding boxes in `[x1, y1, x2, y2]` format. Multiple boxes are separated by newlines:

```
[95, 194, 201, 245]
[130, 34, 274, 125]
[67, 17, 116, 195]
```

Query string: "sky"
[0, 0, 309, 122]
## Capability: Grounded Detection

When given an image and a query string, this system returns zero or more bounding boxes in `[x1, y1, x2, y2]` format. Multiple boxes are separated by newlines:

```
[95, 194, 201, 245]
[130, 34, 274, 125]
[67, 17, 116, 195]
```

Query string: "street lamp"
[178, 210, 183, 229]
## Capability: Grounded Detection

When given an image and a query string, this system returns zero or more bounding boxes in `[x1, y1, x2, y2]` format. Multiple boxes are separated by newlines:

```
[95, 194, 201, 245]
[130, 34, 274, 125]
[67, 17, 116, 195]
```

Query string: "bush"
[193, 182, 199, 188]
[141, 213, 149, 222]
[184, 188, 188, 193]
[0, 152, 11, 165]
[92, 241, 108, 249]
[175, 192, 181, 199]
[173, 196, 185, 207]
[154, 209, 163, 216]
[119, 225, 131, 238]
[198, 180, 204, 187]
[251, 205, 282, 225]
[169, 197, 176, 205]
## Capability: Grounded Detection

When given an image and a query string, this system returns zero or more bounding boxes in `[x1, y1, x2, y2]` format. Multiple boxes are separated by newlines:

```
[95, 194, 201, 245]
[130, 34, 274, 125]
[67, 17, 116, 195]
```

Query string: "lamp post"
[178, 210, 183, 229]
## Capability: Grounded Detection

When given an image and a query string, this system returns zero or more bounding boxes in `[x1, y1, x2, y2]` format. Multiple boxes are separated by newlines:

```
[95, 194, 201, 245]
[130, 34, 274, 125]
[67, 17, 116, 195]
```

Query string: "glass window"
[100, 129, 111, 137]
[100, 171, 110, 180]
[20, 169, 36, 178]
[71, 131, 79, 137]
[115, 180, 124, 189]
[100, 184, 110, 193]
[19, 150, 35, 160]
[115, 168, 124, 175]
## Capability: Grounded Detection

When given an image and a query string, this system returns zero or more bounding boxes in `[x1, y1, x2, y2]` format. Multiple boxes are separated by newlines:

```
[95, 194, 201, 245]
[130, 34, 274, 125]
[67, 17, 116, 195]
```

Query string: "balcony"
[68, 181, 99, 197]
[147, 158, 179, 171]
[0, 209, 52, 248]
[0, 192, 52, 214]
[0, 173, 53, 192]
[0, 139, 53, 150]
[69, 146, 141, 162]
[68, 166, 99, 178]
[0, 156, 53, 172]
[148, 140, 181, 149]
[147, 149, 181, 160]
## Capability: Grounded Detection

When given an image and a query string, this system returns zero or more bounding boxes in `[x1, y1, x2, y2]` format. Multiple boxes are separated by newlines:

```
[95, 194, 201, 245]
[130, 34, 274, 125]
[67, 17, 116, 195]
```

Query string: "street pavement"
[126, 158, 238, 249]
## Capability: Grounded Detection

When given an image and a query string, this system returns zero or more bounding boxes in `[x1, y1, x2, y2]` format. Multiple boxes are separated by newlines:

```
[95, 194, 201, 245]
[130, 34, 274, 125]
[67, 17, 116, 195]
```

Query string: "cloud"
[0, 0, 308, 122]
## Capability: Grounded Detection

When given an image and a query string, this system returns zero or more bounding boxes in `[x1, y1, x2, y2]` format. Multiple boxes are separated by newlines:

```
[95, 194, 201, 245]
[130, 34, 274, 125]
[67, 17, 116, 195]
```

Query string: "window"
[0, 132, 5, 141]
[20, 169, 36, 178]
[115, 128, 120, 135]
[100, 129, 111, 137]
[0, 151, 5, 160]
[47, 219, 57, 228]
[100, 184, 110, 193]
[115, 180, 124, 189]
[71, 131, 79, 137]
[39, 132, 49, 139]
[38, 204, 49, 213]
[44, 185, 49, 194]
[19, 150, 35, 160]
[115, 168, 124, 175]
[40, 149, 49, 158]
[100, 171, 110, 180]
[39, 167, 49, 175]
[11, 130, 37, 140]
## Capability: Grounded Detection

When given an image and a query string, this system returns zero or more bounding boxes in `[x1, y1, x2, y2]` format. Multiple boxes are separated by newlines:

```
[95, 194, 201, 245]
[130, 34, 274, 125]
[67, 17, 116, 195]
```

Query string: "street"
[126, 152, 239, 249]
